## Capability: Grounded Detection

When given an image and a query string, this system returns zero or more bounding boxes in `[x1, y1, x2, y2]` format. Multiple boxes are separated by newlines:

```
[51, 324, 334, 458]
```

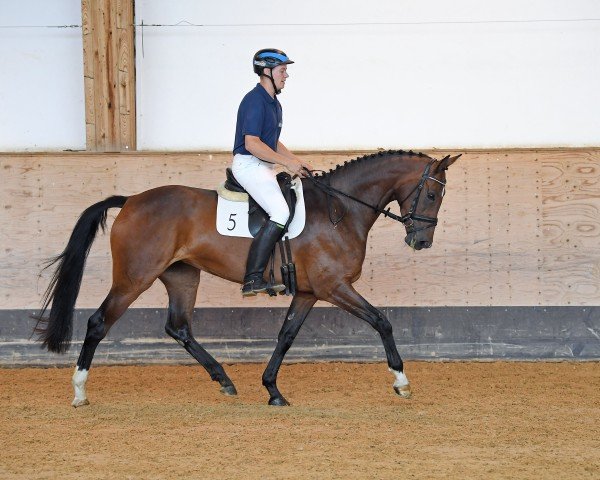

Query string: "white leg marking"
[72, 367, 90, 407]
[389, 368, 412, 398]
[389, 368, 409, 387]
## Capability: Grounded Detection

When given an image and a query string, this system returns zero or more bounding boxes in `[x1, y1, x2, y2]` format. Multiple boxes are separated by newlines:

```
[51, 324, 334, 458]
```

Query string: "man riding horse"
[232, 48, 313, 296]
[33, 48, 461, 407]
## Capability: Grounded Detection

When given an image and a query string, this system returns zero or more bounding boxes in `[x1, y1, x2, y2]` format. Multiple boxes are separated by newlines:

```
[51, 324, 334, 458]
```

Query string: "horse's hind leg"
[160, 262, 237, 396]
[72, 284, 150, 407]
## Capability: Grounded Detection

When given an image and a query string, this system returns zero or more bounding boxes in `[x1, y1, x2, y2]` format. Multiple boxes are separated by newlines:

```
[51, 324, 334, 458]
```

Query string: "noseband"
[304, 159, 446, 230]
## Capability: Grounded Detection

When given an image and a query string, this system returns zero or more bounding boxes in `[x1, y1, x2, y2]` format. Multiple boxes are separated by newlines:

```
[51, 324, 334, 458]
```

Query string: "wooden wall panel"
[1, 149, 599, 310]
[81, 0, 135, 152]
[541, 152, 600, 305]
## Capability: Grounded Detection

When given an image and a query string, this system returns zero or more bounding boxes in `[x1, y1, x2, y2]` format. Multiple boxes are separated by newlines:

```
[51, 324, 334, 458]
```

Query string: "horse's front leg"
[262, 292, 317, 406]
[326, 283, 412, 399]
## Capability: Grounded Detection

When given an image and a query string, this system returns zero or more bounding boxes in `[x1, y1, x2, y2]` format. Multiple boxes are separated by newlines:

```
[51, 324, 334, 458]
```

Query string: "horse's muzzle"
[405, 234, 432, 250]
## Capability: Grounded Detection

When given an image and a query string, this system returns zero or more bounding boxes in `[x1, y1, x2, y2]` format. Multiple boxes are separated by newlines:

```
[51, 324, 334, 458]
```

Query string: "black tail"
[33, 195, 128, 353]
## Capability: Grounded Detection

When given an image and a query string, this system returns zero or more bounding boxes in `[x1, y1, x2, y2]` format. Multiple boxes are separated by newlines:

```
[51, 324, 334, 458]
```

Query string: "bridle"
[304, 159, 446, 231]
[395, 159, 446, 233]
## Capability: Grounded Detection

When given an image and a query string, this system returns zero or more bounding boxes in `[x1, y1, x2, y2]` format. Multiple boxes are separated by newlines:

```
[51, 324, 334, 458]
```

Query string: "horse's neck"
[333, 155, 419, 204]
[330, 154, 416, 233]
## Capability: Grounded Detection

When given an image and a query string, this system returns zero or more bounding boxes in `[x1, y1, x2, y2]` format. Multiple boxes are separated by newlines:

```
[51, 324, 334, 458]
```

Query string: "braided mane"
[314, 149, 434, 179]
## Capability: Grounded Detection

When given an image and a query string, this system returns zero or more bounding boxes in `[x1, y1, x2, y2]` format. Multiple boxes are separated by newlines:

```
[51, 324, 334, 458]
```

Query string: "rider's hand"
[291, 157, 313, 177]
[283, 158, 305, 177]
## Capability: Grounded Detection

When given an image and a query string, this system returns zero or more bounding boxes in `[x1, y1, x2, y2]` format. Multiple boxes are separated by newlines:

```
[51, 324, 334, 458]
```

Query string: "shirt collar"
[255, 83, 276, 104]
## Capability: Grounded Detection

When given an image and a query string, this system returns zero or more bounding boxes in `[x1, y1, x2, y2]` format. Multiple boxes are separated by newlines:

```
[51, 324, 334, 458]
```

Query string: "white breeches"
[231, 154, 290, 226]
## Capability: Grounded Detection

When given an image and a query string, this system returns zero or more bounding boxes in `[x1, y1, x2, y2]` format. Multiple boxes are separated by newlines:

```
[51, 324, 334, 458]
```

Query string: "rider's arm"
[277, 141, 313, 172]
[245, 135, 311, 176]
[276, 141, 295, 160]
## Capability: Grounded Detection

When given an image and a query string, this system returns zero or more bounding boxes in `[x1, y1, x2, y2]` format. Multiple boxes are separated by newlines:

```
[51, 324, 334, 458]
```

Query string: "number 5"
[227, 213, 237, 231]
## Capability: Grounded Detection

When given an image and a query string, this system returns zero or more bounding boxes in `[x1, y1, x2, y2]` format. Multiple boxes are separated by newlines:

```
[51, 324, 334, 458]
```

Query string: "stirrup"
[241, 279, 285, 297]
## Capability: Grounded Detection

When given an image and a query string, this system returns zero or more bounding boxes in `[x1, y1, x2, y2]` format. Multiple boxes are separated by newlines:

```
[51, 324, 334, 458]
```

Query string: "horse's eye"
[427, 192, 435, 201]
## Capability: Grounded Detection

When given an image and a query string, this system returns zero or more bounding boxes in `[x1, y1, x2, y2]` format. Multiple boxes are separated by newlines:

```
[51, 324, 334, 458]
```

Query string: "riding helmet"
[253, 49, 294, 75]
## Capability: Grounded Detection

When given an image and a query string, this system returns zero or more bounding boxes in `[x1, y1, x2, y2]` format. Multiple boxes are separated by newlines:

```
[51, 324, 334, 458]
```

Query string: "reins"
[303, 159, 445, 231]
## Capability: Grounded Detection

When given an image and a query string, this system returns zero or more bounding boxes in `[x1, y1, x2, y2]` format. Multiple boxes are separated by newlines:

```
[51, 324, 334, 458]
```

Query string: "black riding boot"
[242, 220, 286, 296]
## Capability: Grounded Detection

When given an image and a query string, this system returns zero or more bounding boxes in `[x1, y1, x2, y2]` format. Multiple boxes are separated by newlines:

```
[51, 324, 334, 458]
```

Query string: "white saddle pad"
[216, 177, 306, 239]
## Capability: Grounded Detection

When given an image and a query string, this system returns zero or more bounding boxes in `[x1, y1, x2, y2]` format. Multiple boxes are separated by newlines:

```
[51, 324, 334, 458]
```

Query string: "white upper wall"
[0, 1, 598, 151]
[136, 0, 600, 150]
[0, 1, 85, 151]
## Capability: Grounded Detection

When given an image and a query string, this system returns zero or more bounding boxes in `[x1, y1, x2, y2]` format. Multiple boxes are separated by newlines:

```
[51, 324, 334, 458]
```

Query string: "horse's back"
[120, 185, 215, 217]
[111, 185, 217, 243]
[130, 184, 214, 204]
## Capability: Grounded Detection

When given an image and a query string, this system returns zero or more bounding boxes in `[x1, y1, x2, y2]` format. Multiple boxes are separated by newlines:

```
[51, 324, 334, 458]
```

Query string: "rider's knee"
[270, 204, 290, 226]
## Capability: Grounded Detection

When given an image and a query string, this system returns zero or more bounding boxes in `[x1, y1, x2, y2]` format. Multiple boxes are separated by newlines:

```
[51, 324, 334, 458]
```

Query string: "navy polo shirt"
[233, 84, 283, 156]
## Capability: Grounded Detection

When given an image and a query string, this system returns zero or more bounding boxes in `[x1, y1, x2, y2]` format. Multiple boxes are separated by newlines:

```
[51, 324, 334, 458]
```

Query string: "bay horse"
[34, 150, 460, 407]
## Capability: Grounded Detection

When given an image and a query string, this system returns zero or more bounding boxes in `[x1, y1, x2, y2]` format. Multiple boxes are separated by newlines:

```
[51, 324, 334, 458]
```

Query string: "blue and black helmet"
[253, 49, 294, 75]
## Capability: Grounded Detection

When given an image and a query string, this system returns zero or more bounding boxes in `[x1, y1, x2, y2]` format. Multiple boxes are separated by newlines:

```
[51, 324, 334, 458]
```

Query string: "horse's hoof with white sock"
[72, 397, 90, 408]
[72, 367, 90, 407]
[393, 384, 412, 398]
[389, 368, 412, 399]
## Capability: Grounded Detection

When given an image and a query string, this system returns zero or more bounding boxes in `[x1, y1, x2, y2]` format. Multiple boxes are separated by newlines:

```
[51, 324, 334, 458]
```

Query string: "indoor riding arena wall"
[1, 148, 599, 364]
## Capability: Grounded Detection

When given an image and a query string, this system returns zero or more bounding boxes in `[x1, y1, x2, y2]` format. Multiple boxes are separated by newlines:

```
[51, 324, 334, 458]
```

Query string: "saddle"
[223, 168, 298, 296]
[224, 168, 297, 237]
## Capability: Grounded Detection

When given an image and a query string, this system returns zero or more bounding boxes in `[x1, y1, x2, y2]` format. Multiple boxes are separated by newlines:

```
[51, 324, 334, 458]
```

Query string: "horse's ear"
[436, 154, 461, 172]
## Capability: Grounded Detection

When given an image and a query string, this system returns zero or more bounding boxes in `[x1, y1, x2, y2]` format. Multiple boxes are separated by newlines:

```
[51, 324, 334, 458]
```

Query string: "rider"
[232, 48, 313, 297]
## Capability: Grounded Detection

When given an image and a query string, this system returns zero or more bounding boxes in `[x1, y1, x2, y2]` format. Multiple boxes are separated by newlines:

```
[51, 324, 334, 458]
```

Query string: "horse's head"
[395, 154, 461, 250]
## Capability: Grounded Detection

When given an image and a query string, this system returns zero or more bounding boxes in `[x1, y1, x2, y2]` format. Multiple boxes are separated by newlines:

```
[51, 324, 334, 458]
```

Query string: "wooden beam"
[81, 0, 136, 152]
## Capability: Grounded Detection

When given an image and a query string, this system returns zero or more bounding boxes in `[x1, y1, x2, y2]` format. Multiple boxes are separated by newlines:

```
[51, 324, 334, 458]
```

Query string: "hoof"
[72, 398, 90, 408]
[268, 396, 290, 407]
[394, 384, 412, 399]
[220, 385, 238, 396]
